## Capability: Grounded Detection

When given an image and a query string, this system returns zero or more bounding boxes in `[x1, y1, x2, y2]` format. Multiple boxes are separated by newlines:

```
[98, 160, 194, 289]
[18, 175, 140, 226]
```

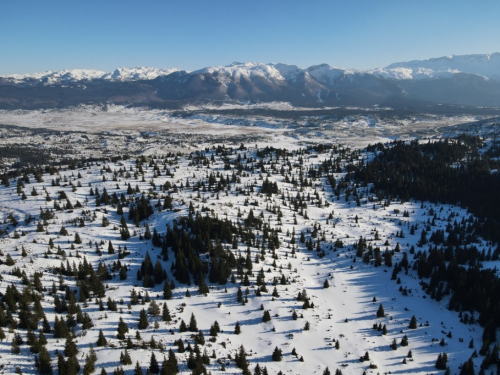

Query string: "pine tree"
[235, 321, 241, 334]
[188, 313, 198, 332]
[376, 304, 385, 318]
[134, 361, 144, 375]
[162, 303, 171, 322]
[198, 276, 209, 295]
[66, 354, 81, 375]
[390, 339, 398, 350]
[83, 344, 97, 375]
[401, 335, 409, 346]
[459, 357, 474, 375]
[435, 353, 448, 370]
[108, 241, 115, 254]
[119, 266, 127, 280]
[138, 309, 149, 329]
[35, 345, 53, 375]
[409, 315, 417, 329]
[117, 317, 129, 339]
[234, 345, 249, 370]
[120, 349, 132, 365]
[149, 352, 160, 374]
[163, 280, 172, 299]
[148, 300, 161, 316]
[64, 336, 78, 357]
[262, 310, 271, 323]
[179, 320, 187, 332]
[97, 329, 107, 346]
[272, 286, 280, 297]
[272, 346, 283, 361]
[57, 352, 67, 374]
[210, 321, 221, 337]
[11, 335, 20, 354]
[165, 348, 178, 374]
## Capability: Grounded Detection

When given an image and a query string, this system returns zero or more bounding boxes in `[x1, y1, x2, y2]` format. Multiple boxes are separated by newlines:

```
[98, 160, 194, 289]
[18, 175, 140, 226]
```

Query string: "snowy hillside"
[0, 131, 499, 375]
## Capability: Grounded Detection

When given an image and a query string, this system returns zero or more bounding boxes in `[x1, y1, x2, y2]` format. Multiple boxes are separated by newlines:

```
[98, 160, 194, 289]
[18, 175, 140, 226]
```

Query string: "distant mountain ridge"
[0, 67, 181, 85]
[1, 53, 499, 109]
[381, 52, 500, 81]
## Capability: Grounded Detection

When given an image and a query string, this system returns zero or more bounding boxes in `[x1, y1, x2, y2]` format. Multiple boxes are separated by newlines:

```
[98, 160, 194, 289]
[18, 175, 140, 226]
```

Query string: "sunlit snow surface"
[0, 105, 499, 374]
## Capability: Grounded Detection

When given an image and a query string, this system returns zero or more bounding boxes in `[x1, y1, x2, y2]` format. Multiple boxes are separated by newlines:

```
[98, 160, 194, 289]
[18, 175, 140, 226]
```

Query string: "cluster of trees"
[356, 137, 500, 242]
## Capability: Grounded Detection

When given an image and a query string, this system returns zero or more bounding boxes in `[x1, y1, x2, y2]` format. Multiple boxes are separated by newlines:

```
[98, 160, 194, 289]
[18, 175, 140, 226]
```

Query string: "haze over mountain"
[1, 53, 499, 110]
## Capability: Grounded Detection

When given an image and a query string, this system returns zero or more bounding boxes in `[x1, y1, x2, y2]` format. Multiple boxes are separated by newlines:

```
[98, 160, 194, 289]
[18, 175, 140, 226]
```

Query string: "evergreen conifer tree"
[272, 346, 283, 361]
[97, 329, 107, 346]
[138, 309, 149, 329]
[376, 304, 385, 318]
[149, 352, 160, 374]
[134, 361, 144, 375]
[117, 317, 129, 339]
[262, 310, 271, 322]
[188, 313, 198, 332]
[35, 345, 53, 375]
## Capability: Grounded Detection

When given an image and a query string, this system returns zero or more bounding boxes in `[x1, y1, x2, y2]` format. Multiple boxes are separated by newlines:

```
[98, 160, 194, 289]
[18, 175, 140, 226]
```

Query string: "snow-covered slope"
[0, 133, 499, 375]
[373, 53, 500, 80]
[193, 62, 287, 84]
[306, 64, 356, 84]
[102, 67, 181, 81]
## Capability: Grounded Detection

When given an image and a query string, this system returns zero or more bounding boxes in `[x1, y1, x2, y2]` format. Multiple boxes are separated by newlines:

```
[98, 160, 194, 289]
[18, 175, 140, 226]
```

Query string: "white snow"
[193, 62, 287, 83]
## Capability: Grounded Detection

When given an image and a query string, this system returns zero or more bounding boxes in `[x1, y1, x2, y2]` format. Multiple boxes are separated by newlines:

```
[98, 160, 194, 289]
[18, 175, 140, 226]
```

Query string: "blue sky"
[1, 0, 498, 75]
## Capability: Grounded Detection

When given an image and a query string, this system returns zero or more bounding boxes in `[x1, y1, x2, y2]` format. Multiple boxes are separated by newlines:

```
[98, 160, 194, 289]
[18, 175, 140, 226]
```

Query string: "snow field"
[0, 143, 496, 375]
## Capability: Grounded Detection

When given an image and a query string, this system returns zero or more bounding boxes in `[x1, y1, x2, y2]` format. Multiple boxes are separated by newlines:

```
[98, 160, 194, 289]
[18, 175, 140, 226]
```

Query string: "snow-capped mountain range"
[3, 53, 500, 84]
[0, 66, 180, 85]
[381, 52, 500, 81]
[1, 53, 500, 109]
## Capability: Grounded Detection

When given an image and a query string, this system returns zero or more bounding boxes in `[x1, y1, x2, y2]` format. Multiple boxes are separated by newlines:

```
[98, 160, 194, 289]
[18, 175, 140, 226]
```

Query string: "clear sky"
[1, 0, 499, 75]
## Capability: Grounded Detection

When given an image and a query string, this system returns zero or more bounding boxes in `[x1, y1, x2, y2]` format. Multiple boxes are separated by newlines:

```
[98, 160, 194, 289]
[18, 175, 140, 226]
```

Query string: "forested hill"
[354, 136, 500, 243]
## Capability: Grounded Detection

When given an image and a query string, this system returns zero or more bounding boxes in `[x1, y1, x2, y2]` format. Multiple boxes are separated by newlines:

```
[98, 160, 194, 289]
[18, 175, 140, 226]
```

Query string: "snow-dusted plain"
[0, 108, 499, 375]
[0, 105, 496, 156]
